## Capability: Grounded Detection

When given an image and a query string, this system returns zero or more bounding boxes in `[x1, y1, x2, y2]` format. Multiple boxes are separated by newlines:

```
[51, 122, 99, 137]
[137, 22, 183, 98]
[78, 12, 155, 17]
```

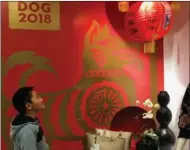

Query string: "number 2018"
[19, 13, 51, 23]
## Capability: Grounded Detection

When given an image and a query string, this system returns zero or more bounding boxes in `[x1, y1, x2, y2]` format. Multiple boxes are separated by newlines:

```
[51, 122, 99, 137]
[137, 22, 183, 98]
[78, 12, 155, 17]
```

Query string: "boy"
[10, 87, 49, 150]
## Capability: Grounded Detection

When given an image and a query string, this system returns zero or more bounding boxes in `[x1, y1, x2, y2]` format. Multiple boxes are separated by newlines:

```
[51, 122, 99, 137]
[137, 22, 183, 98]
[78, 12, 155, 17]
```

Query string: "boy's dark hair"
[12, 87, 34, 115]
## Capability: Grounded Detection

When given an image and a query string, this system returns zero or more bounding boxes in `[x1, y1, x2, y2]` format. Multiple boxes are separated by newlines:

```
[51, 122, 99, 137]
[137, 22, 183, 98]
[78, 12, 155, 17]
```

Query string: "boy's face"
[26, 90, 45, 112]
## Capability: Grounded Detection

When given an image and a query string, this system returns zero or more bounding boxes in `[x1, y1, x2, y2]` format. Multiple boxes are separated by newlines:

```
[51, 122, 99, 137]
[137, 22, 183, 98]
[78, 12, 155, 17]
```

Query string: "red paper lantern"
[124, 2, 173, 42]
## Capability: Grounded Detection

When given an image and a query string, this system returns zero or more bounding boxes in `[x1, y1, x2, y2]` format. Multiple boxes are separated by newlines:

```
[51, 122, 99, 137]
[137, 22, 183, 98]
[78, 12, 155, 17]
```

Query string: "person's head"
[12, 87, 45, 115]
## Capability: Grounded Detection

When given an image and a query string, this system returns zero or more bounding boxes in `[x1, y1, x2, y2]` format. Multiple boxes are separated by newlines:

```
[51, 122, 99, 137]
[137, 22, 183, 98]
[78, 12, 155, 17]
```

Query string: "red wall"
[1, 2, 164, 150]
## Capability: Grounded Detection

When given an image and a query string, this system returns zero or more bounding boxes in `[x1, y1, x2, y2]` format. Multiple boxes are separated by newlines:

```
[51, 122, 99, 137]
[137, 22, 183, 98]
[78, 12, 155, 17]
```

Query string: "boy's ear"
[26, 103, 32, 110]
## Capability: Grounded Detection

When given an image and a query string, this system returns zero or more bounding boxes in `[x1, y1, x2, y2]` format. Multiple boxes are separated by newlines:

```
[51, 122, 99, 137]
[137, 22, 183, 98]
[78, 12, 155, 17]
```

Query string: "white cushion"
[95, 128, 132, 150]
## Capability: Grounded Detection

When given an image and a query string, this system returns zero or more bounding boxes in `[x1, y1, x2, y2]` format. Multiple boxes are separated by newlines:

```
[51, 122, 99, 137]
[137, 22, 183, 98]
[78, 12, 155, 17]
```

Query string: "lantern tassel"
[118, 2, 129, 12]
[171, 2, 180, 11]
[144, 41, 155, 53]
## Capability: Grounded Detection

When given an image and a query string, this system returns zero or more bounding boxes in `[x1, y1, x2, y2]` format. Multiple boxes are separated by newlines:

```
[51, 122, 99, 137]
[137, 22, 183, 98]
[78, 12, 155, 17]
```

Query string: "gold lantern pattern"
[118, 2, 129, 12]
[171, 2, 180, 11]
